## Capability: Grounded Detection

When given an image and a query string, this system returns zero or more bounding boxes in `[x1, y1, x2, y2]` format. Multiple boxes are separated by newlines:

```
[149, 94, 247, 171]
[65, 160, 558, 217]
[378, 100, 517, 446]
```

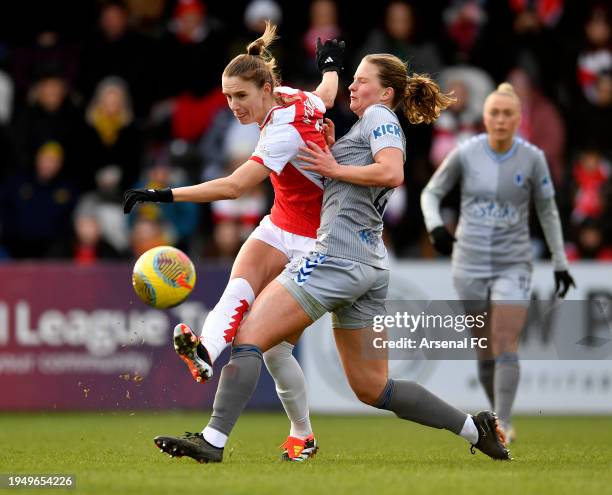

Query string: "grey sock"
[375, 379, 467, 434]
[477, 359, 496, 407]
[494, 352, 520, 424]
[207, 345, 263, 436]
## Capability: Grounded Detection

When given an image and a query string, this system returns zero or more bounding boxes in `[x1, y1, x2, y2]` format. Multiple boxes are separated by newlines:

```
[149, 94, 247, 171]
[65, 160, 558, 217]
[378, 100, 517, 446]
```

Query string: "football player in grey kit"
[421, 82, 575, 443]
[154, 54, 511, 463]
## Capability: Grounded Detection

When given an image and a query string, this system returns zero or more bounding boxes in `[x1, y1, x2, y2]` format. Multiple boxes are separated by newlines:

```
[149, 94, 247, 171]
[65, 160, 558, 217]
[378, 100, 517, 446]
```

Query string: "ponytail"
[364, 54, 454, 125]
[223, 22, 281, 88]
[403, 74, 455, 125]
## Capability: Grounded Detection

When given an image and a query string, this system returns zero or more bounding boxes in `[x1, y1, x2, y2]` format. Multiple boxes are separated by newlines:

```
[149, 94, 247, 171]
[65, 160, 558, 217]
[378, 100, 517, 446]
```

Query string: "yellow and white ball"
[132, 246, 196, 309]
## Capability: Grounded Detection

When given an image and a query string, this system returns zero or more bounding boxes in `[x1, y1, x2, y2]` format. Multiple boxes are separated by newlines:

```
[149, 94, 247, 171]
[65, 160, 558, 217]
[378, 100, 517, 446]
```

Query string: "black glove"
[429, 226, 455, 255]
[316, 38, 345, 74]
[554, 270, 576, 298]
[123, 187, 173, 214]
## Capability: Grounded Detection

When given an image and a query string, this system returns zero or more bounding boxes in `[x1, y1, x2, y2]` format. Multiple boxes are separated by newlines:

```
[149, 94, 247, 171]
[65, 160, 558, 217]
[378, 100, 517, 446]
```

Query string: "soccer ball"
[132, 246, 196, 309]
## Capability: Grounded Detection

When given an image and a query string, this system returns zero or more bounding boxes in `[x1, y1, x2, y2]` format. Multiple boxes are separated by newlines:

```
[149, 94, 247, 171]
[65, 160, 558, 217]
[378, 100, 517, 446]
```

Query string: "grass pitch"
[1, 412, 611, 495]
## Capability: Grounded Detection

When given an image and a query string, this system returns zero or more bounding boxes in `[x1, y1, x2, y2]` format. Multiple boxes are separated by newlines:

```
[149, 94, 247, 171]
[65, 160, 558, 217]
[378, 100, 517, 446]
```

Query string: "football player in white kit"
[124, 23, 344, 461]
[421, 82, 576, 443]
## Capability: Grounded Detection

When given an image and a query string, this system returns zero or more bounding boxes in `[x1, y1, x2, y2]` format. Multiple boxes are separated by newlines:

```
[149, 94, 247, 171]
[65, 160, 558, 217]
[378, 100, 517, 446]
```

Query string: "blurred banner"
[0, 263, 279, 410]
[302, 261, 612, 414]
[2, 261, 611, 413]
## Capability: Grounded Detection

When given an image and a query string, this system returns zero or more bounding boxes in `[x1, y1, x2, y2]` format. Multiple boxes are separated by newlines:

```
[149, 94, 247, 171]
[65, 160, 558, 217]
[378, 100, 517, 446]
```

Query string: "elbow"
[322, 94, 335, 109]
[385, 170, 404, 188]
[226, 181, 246, 200]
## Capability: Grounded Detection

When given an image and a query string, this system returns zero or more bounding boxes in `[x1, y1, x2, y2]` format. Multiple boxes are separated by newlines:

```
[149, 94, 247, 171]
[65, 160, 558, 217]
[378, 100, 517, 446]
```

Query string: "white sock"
[200, 278, 255, 363]
[263, 341, 313, 439]
[459, 415, 479, 445]
[202, 426, 228, 448]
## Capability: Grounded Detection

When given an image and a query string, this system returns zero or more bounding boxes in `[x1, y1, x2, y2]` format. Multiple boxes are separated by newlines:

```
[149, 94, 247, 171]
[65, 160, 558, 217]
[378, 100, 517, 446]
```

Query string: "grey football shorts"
[453, 266, 532, 312]
[277, 252, 389, 329]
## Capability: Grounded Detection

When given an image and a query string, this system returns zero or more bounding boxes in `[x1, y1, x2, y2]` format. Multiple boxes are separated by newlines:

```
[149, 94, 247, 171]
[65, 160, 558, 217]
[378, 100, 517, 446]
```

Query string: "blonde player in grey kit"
[421, 83, 576, 443]
[154, 54, 511, 463]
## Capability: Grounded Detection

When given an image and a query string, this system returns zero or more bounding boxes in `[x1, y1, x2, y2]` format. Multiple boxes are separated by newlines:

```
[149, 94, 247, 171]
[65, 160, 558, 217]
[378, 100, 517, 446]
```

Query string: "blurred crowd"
[0, 0, 611, 264]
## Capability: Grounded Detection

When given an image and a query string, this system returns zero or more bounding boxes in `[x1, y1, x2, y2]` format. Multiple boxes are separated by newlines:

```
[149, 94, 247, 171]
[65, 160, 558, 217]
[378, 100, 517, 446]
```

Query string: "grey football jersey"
[314, 104, 406, 269]
[422, 134, 556, 276]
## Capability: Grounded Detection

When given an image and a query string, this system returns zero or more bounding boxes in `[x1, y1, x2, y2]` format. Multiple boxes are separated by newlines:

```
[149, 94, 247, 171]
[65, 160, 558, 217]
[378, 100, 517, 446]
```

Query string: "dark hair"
[222, 22, 280, 89]
[364, 54, 455, 124]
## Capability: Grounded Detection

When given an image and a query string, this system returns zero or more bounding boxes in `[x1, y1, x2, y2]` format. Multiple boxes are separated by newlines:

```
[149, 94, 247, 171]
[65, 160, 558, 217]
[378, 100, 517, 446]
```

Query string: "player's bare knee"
[350, 379, 387, 406]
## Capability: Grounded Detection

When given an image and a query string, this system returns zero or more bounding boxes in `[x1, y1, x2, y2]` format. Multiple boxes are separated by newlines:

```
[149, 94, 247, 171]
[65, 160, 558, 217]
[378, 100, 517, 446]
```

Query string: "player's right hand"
[429, 226, 455, 255]
[316, 38, 345, 74]
[123, 187, 173, 214]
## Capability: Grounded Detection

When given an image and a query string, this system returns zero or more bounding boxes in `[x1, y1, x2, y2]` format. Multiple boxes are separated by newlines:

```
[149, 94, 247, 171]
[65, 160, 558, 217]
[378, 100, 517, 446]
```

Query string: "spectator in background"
[51, 210, 126, 264]
[77, 0, 153, 117]
[569, 148, 610, 224]
[441, 0, 488, 65]
[73, 164, 130, 256]
[430, 66, 494, 167]
[507, 0, 564, 97]
[0, 141, 78, 259]
[231, 0, 283, 59]
[576, 4, 612, 105]
[571, 71, 612, 155]
[151, 0, 228, 146]
[13, 68, 83, 174]
[507, 67, 566, 185]
[130, 217, 167, 257]
[206, 128, 267, 259]
[128, 158, 199, 252]
[157, 0, 227, 99]
[566, 218, 612, 261]
[301, 0, 342, 80]
[198, 109, 260, 181]
[82, 76, 142, 191]
[357, 1, 442, 76]
[10, 29, 78, 101]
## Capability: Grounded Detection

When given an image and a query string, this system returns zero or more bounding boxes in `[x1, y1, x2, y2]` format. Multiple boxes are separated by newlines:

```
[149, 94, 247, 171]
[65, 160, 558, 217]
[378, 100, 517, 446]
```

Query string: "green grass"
[1, 412, 611, 495]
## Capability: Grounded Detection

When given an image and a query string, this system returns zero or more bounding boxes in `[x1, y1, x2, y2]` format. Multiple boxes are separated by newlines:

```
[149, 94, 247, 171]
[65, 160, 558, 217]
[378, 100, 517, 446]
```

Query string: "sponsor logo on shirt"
[466, 197, 519, 227]
[372, 123, 401, 140]
[358, 228, 381, 247]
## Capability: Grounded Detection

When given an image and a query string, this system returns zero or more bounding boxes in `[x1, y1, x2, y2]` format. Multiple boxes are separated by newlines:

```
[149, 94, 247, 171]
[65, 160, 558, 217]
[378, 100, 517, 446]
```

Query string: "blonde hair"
[364, 54, 455, 124]
[222, 22, 281, 88]
[486, 82, 521, 106]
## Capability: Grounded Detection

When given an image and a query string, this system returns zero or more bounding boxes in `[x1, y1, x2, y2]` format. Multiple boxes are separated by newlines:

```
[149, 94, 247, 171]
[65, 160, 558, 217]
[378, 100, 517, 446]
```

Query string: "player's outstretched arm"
[314, 38, 345, 108]
[123, 160, 271, 213]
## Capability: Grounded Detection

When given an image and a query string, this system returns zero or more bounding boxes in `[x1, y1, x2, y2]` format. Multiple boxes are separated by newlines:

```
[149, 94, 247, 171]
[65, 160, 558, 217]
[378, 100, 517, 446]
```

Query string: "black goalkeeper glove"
[554, 270, 576, 299]
[123, 187, 173, 214]
[316, 37, 345, 74]
[429, 226, 455, 256]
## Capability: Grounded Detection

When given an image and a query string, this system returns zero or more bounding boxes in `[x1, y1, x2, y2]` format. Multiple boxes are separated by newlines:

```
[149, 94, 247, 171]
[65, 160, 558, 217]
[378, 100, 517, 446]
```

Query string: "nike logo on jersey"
[372, 123, 401, 139]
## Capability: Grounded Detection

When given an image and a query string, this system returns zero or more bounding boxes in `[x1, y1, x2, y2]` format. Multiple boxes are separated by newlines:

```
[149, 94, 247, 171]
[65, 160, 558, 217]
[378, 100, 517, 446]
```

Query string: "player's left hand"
[298, 140, 342, 178]
[316, 38, 345, 74]
[554, 270, 576, 298]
